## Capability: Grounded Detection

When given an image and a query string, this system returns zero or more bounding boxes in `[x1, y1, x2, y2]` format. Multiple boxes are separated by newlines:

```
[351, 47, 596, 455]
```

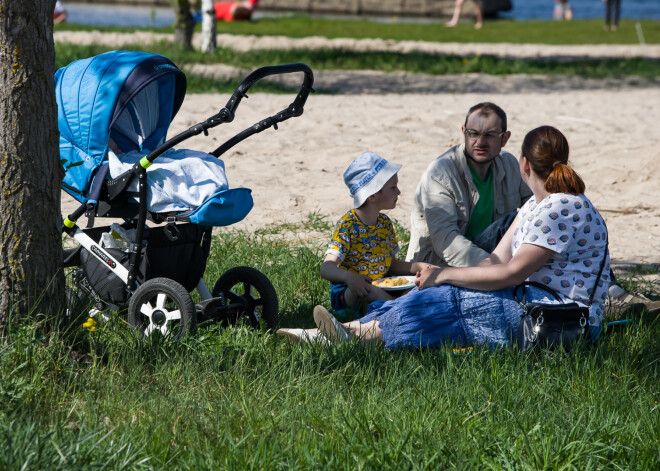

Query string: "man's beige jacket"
[406, 144, 532, 267]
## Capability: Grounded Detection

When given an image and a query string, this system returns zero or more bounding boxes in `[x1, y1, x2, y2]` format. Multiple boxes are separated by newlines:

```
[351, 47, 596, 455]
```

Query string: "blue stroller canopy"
[56, 50, 186, 202]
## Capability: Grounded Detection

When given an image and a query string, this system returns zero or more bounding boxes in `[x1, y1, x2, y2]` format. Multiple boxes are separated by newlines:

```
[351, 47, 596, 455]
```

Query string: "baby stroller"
[58, 50, 314, 338]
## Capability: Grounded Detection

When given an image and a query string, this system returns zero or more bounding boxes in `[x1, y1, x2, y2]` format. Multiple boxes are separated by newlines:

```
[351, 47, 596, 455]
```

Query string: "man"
[407, 102, 659, 319]
[407, 102, 530, 267]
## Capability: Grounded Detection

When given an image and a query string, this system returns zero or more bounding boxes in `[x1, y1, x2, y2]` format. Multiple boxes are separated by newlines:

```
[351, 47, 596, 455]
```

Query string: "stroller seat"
[107, 147, 253, 226]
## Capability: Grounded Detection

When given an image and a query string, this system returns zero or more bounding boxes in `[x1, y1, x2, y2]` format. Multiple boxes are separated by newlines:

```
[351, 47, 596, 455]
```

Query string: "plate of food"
[372, 275, 416, 291]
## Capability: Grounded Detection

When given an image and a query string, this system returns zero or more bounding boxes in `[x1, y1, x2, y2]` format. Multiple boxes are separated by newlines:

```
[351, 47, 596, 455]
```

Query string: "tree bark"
[173, 0, 195, 49]
[0, 0, 64, 331]
[200, 0, 217, 54]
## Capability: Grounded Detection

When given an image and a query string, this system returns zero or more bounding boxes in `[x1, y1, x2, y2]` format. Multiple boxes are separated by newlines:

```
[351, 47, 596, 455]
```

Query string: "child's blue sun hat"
[343, 151, 401, 208]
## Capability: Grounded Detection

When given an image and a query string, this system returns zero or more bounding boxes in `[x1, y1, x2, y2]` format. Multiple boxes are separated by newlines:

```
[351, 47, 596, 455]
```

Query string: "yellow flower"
[82, 318, 97, 331]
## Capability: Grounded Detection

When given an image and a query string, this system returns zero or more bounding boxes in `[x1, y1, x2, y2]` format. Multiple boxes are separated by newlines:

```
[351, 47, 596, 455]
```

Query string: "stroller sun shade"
[56, 50, 186, 203]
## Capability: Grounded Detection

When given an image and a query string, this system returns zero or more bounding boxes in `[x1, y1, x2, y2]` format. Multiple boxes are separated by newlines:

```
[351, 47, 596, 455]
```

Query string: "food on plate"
[373, 276, 411, 287]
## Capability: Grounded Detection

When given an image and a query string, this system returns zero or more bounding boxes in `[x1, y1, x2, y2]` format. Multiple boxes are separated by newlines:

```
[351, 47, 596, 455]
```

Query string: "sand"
[57, 32, 660, 268]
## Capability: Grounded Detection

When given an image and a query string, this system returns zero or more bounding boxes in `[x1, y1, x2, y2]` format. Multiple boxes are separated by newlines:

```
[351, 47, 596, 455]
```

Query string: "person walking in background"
[603, 0, 622, 31]
[446, 0, 484, 30]
[553, 0, 573, 20]
[54, 0, 67, 23]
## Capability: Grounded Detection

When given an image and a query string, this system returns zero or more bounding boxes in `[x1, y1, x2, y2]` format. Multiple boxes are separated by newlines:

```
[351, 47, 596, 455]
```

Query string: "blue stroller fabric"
[56, 50, 253, 227]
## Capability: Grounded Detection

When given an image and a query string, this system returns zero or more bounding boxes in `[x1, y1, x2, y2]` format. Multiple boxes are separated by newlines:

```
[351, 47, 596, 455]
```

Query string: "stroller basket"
[67, 223, 211, 306]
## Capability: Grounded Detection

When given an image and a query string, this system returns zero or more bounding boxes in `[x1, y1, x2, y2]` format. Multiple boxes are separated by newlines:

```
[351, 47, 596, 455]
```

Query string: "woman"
[312, 126, 610, 349]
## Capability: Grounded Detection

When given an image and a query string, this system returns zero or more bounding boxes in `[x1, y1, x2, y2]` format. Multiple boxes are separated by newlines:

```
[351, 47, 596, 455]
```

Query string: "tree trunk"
[173, 0, 195, 49]
[200, 0, 217, 54]
[0, 0, 64, 331]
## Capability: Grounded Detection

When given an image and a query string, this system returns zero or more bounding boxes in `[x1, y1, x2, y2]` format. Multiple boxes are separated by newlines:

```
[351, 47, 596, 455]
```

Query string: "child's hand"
[347, 273, 374, 297]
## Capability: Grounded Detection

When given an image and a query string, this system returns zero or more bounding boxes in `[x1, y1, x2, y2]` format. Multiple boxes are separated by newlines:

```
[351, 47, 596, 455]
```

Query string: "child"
[321, 151, 428, 315]
[276, 151, 428, 344]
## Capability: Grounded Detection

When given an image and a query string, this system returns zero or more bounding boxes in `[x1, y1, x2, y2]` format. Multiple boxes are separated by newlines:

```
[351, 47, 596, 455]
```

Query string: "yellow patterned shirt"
[326, 210, 399, 280]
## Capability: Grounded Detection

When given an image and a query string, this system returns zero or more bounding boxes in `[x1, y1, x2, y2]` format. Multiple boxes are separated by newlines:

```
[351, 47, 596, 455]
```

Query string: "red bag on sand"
[213, 0, 258, 22]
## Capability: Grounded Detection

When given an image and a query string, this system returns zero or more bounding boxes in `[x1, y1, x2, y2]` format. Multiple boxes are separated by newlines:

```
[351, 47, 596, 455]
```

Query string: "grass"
[56, 17, 660, 45]
[2, 217, 659, 469]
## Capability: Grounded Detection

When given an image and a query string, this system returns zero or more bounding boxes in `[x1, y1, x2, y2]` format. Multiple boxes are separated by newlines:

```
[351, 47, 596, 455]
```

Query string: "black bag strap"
[514, 240, 609, 307]
[513, 281, 562, 304]
[587, 240, 609, 306]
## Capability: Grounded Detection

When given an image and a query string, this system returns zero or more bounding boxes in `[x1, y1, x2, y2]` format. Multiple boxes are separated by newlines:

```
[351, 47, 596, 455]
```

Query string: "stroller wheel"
[212, 266, 278, 330]
[128, 278, 196, 339]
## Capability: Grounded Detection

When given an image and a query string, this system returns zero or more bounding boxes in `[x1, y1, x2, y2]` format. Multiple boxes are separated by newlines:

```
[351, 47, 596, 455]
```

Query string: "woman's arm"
[416, 242, 555, 291]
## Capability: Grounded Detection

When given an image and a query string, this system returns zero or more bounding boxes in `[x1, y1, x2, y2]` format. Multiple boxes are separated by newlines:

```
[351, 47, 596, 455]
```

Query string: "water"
[63, 1, 660, 28]
[500, 0, 660, 21]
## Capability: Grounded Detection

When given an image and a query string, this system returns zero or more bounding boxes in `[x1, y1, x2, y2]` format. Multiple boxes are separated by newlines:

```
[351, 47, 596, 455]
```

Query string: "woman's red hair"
[522, 126, 585, 195]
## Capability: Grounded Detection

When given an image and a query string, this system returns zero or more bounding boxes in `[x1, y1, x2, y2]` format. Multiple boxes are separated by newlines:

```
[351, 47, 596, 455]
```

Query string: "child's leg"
[344, 319, 383, 344]
[344, 285, 393, 312]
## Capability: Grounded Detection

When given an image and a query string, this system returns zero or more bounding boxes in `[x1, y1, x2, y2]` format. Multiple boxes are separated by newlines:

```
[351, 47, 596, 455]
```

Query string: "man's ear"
[501, 130, 511, 147]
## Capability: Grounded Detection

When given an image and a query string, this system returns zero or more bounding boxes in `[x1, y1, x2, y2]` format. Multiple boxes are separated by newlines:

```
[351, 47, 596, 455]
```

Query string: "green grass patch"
[55, 17, 660, 45]
[3, 219, 659, 469]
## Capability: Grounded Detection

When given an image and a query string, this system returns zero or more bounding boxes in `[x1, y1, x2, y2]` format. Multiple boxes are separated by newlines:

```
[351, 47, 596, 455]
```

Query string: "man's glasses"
[464, 129, 505, 140]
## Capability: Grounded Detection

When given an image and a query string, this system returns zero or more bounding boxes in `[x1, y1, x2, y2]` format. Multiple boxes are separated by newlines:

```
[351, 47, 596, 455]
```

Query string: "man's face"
[461, 111, 511, 165]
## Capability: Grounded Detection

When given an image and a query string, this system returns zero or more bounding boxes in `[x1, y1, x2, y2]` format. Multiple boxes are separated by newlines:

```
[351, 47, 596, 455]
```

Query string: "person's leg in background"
[611, 0, 621, 31]
[446, 0, 466, 27]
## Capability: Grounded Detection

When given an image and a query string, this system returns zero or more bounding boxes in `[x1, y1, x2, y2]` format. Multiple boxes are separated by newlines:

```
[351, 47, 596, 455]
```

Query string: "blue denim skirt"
[360, 285, 526, 350]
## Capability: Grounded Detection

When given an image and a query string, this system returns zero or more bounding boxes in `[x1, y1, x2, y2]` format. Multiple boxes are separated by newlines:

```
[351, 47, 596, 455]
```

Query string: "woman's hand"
[415, 265, 445, 290]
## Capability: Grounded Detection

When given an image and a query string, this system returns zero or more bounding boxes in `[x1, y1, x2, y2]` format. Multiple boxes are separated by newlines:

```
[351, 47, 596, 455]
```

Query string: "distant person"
[553, 0, 573, 20]
[603, 0, 621, 31]
[446, 0, 484, 30]
[54, 0, 67, 24]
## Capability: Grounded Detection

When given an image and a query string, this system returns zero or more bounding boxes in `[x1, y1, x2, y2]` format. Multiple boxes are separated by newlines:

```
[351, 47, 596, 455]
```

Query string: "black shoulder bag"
[514, 242, 608, 352]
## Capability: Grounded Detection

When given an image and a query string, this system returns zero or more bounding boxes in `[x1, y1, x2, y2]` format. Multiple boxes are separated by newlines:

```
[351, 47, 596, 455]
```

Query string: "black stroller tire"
[212, 266, 278, 330]
[128, 278, 196, 339]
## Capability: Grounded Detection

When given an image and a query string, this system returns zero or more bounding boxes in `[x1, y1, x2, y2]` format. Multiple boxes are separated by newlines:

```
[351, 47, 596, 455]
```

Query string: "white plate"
[372, 275, 416, 291]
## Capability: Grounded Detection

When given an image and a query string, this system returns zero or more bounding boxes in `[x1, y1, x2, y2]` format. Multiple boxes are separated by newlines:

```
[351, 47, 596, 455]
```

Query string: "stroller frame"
[61, 58, 314, 338]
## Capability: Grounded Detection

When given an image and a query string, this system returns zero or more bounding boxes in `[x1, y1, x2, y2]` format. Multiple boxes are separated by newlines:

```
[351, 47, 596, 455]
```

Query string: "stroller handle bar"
[136, 63, 314, 166]
[211, 63, 314, 157]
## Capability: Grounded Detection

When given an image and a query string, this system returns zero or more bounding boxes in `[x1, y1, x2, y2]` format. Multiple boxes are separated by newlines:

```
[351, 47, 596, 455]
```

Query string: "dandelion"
[82, 317, 97, 331]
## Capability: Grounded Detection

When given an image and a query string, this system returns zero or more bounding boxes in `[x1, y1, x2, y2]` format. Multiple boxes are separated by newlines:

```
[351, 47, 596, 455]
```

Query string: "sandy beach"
[58, 32, 660, 268]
